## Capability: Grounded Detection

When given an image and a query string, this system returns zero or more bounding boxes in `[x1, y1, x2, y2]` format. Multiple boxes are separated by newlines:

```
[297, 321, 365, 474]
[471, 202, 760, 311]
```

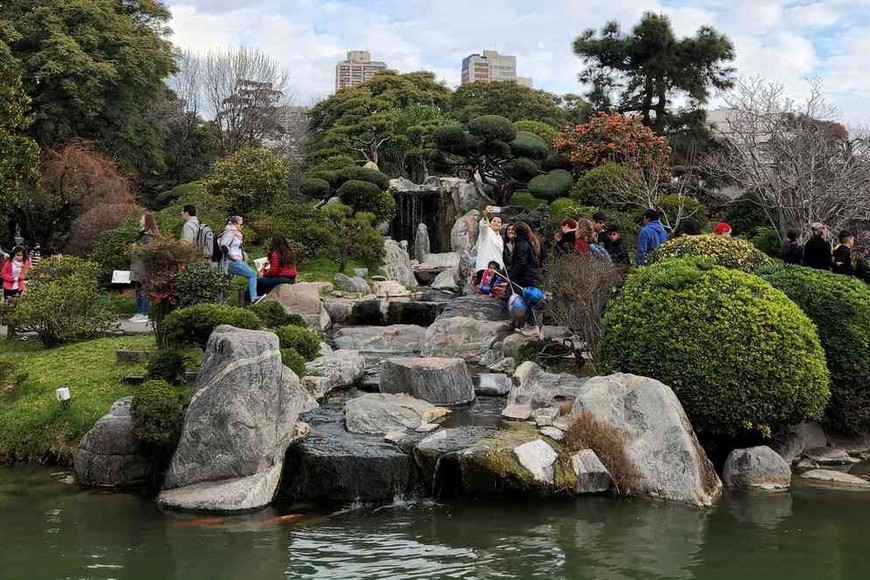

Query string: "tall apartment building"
[460, 50, 532, 87]
[335, 50, 387, 90]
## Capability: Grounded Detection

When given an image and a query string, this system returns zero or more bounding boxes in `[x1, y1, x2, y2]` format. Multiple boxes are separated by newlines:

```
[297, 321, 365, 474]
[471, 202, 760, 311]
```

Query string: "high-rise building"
[335, 50, 387, 90]
[460, 50, 532, 87]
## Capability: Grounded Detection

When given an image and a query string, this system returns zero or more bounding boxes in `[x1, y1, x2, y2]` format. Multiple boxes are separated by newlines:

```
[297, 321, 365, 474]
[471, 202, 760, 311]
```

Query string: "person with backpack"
[219, 216, 259, 304]
[129, 213, 160, 322]
[180, 205, 200, 243]
[257, 233, 298, 296]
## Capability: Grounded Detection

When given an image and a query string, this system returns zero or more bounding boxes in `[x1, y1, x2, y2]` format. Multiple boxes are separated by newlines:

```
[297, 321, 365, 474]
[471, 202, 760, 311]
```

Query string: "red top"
[266, 249, 297, 278]
[574, 238, 590, 255]
[1, 258, 31, 292]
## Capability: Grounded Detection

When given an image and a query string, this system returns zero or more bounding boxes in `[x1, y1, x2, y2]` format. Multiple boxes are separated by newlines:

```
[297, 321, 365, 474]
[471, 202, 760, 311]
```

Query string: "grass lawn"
[297, 257, 379, 282]
[0, 334, 155, 463]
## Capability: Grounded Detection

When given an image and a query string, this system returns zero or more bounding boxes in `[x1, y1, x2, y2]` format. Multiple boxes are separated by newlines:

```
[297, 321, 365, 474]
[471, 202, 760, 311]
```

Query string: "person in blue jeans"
[219, 216, 259, 304]
[636, 208, 670, 266]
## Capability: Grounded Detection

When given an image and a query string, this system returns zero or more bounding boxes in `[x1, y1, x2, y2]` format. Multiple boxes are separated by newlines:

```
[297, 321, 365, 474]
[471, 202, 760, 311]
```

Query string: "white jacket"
[474, 217, 505, 271]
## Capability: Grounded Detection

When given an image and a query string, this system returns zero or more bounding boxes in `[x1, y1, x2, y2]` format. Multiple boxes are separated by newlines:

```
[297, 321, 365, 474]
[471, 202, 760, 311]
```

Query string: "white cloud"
[166, 0, 870, 123]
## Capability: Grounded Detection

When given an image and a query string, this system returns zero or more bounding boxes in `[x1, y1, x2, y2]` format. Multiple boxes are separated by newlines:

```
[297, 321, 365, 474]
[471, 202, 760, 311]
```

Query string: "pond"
[0, 465, 867, 579]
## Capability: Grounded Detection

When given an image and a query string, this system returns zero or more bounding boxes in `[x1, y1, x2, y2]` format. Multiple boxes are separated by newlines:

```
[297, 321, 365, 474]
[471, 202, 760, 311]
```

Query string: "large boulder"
[722, 446, 792, 490]
[509, 361, 589, 410]
[424, 316, 512, 362]
[73, 397, 151, 487]
[333, 325, 427, 356]
[439, 294, 510, 322]
[333, 273, 371, 295]
[431, 269, 459, 292]
[265, 282, 331, 331]
[345, 392, 445, 434]
[571, 372, 722, 507]
[380, 357, 474, 405]
[451, 210, 480, 254]
[419, 252, 460, 270]
[323, 298, 355, 325]
[414, 223, 430, 262]
[383, 239, 418, 288]
[438, 177, 490, 214]
[303, 350, 366, 400]
[159, 326, 316, 512]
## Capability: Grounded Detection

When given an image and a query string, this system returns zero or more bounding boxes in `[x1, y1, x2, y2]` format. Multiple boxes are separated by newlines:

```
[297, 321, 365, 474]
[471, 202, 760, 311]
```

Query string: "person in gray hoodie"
[636, 208, 669, 266]
[180, 204, 200, 243]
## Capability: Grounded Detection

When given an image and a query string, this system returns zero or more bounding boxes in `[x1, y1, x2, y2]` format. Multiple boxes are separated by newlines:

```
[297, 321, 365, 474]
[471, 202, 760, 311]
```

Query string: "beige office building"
[335, 50, 387, 90]
[461, 50, 532, 87]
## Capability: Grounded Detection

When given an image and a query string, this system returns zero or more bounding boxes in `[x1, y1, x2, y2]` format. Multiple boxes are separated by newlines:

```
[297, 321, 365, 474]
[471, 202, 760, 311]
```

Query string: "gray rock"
[826, 432, 870, 454]
[770, 422, 828, 464]
[450, 210, 480, 254]
[159, 326, 315, 512]
[476, 373, 512, 396]
[265, 282, 331, 331]
[439, 294, 510, 321]
[804, 447, 858, 465]
[541, 326, 571, 340]
[414, 223, 430, 262]
[324, 298, 355, 325]
[533, 406, 560, 427]
[374, 280, 411, 298]
[333, 325, 427, 356]
[572, 449, 612, 493]
[502, 403, 533, 421]
[794, 458, 819, 472]
[501, 333, 536, 359]
[800, 469, 870, 488]
[420, 252, 460, 269]
[303, 350, 366, 400]
[514, 439, 558, 484]
[510, 361, 589, 410]
[333, 273, 371, 294]
[539, 426, 565, 441]
[489, 357, 517, 373]
[431, 269, 459, 291]
[571, 372, 723, 507]
[437, 177, 490, 214]
[345, 393, 437, 434]
[386, 301, 444, 326]
[424, 316, 512, 362]
[383, 239, 418, 288]
[380, 357, 474, 405]
[74, 397, 150, 487]
[723, 446, 792, 490]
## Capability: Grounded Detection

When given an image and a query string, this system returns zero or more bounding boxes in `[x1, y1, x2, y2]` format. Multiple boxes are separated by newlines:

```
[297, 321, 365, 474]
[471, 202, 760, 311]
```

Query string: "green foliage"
[320, 205, 385, 272]
[647, 234, 771, 272]
[173, 263, 232, 308]
[542, 153, 572, 171]
[281, 348, 307, 378]
[514, 120, 560, 147]
[528, 169, 574, 201]
[249, 201, 333, 261]
[163, 304, 262, 348]
[725, 190, 770, 237]
[275, 325, 321, 361]
[337, 180, 397, 223]
[336, 166, 391, 190]
[750, 226, 782, 257]
[511, 191, 549, 211]
[155, 191, 230, 239]
[0, 360, 27, 400]
[510, 131, 549, 160]
[249, 300, 305, 329]
[202, 147, 291, 215]
[155, 180, 203, 207]
[602, 259, 830, 436]
[300, 177, 332, 200]
[6, 257, 115, 347]
[131, 380, 188, 449]
[137, 238, 205, 310]
[656, 195, 709, 230]
[306, 155, 357, 173]
[504, 157, 540, 182]
[758, 265, 870, 433]
[571, 163, 633, 208]
[145, 350, 188, 385]
[468, 115, 517, 142]
[451, 81, 578, 126]
[91, 216, 140, 283]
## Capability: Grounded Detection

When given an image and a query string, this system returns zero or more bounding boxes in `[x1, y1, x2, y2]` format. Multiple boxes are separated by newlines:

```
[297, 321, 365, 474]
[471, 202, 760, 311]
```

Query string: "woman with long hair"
[553, 218, 578, 258]
[129, 213, 160, 322]
[257, 233, 298, 296]
[219, 215, 259, 304]
[502, 223, 516, 266]
[574, 218, 595, 254]
[472, 208, 505, 287]
[1, 246, 31, 301]
[508, 222, 542, 337]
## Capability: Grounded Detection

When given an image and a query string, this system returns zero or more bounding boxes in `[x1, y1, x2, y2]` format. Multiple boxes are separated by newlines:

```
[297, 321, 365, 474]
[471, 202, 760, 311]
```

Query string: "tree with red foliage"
[555, 112, 672, 175]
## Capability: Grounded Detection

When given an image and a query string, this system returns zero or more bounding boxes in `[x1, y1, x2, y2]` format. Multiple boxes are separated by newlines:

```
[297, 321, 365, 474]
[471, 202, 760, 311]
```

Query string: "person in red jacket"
[1, 246, 31, 300]
[256, 233, 298, 297]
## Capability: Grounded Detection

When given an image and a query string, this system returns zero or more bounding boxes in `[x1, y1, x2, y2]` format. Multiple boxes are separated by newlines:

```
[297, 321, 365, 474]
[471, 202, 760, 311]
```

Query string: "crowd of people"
[787, 224, 870, 281]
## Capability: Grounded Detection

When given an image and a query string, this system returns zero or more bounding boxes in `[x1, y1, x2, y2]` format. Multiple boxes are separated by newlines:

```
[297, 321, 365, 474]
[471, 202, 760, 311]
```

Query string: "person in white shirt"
[219, 216, 259, 303]
[473, 208, 505, 287]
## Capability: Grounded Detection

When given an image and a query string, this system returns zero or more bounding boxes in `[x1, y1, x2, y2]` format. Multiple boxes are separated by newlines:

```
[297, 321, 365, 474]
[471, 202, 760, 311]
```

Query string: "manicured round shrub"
[647, 234, 772, 273]
[335, 166, 390, 191]
[510, 190, 548, 211]
[570, 163, 634, 208]
[468, 115, 516, 142]
[509, 131, 548, 160]
[281, 347, 307, 378]
[173, 263, 232, 308]
[601, 259, 830, 436]
[275, 324, 321, 361]
[514, 120, 559, 147]
[336, 180, 397, 223]
[528, 169, 573, 201]
[163, 304, 262, 348]
[146, 350, 188, 385]
[131, 380, 188, 448]
[249, 301, 305, 329]
[504, 157, 540, 182]
[758, 265, 870, 433]
[299, 177, 331, 199]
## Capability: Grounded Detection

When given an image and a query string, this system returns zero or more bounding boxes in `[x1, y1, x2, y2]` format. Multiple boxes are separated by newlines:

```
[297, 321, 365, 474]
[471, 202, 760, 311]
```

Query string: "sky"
[165, 0, 870, 124]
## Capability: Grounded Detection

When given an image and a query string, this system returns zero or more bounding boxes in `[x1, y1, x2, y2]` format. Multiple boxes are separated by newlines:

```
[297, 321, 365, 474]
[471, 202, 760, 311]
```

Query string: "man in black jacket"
[832, 230, 856, 275]
[802, 223, 832, 270]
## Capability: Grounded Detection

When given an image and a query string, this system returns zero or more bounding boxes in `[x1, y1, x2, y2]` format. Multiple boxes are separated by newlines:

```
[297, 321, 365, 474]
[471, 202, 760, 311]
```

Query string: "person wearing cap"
[802, 223, 832, 271]
[712, 222, 732, 237]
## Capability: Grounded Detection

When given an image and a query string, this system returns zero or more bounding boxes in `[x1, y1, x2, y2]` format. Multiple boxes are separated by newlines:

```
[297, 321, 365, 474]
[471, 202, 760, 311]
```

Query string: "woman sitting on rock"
[257, 233, 298, 297]
[473, 208, 505, 287]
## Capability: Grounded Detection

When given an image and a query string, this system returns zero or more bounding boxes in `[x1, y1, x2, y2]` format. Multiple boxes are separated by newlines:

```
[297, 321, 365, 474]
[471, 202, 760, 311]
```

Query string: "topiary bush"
[527, 169, 574, 201]
[145, 350, 188, 385]
[249, 300, 306, 329]
[335, 166, 390, 191]
[131, 380, 188, 449]
[601, 259, 830, 436]
[336, 180, 397, 223]
[468, 115, 517, 142]
[275, 324, 321, 361]
[299, 177, 332, 200]
[514, 120, 559, 147]
[510, 190, 548, 211]
[758, 265, 870, 433]
[647, 234, 772, 273]
[173, 263, 232, 308]
[570, 163, 635, 209]
[281, 347, 307, 377]
[509, 131, 549, 160]
[163, 304, 262, 348]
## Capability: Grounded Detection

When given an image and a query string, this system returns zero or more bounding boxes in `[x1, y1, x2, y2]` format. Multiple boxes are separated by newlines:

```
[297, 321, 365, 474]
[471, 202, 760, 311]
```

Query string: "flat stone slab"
[158, 466, 282, 512]
[514, 439, 557, 484]
[380, 357, 474, 406]
[344, 393, 438, 434]
[800, 469, 870, 489]
[804, 447, 859, 465]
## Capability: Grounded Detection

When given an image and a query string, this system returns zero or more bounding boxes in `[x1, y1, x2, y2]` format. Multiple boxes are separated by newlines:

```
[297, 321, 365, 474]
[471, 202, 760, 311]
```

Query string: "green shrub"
[131, 380, 188, 448]
[336, 180, 396, 223]
[306, 155, 356, 173]
[509, 131, 549, 160]
[657, 195, 708, 230]
[514, 120, 559, 147]
[6, 257, 115, 347]
[281, 347, 307, 377]
[202, 147, 291, 215]
[335, 166, 390, 190]
[601, 259, 830, 436]
[510, 190, 548, 211]
[758, 265, 870, 433]
[528, 169, 573, 201]
[249, 301, 305, 329]
[503, 157, 540, 182]
[145, 350, 188, 385]
[91, 216, 139, 283]
[155, 191, 230, 240]
[173, 263, 232, 308]
[299, 177, 332, 200]
[647, 234, 772, 273]
[570, 163, 634, 208]
[542, 153, 571, 171]
[163, 304, 262, 348]
[307, 170, 342, 189]
[725, 190, 769, 237]
[275, 324, 321, 361]
[468, 115, 516, 142]
[249, 201, 334, 261]
[0, 361, 27, 400]
[750, 226, 782, 257]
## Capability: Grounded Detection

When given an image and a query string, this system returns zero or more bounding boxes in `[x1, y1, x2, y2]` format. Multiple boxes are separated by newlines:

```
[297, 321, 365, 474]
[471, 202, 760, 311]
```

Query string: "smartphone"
[486, 206, 503, 214]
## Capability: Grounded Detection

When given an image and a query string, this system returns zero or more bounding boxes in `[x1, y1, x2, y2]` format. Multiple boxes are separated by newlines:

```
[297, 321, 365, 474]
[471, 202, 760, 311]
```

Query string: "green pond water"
[1, 465, 868, 580]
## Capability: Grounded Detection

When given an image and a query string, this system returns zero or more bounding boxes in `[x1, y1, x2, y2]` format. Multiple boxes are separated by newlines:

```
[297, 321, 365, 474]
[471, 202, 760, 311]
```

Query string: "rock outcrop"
[424, 316, 511, 362]
[571, 449, 612, 493]
[265, 282, 331, 331]
[303, 350, 366, 400]
[74, 397, 151, 487]
[333, 273, 371, 295]
[332, 325, 427, 356]
[345, 393, 446, 434]
[414, 223, 430, 262]
[159, 326, 316, 512]
[571, 372, 722, 507]
[451, 210, 480, 254]
[380, 357, 474, 405]
[383, 239, 418, 288]
[722, 446, 792, 490]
